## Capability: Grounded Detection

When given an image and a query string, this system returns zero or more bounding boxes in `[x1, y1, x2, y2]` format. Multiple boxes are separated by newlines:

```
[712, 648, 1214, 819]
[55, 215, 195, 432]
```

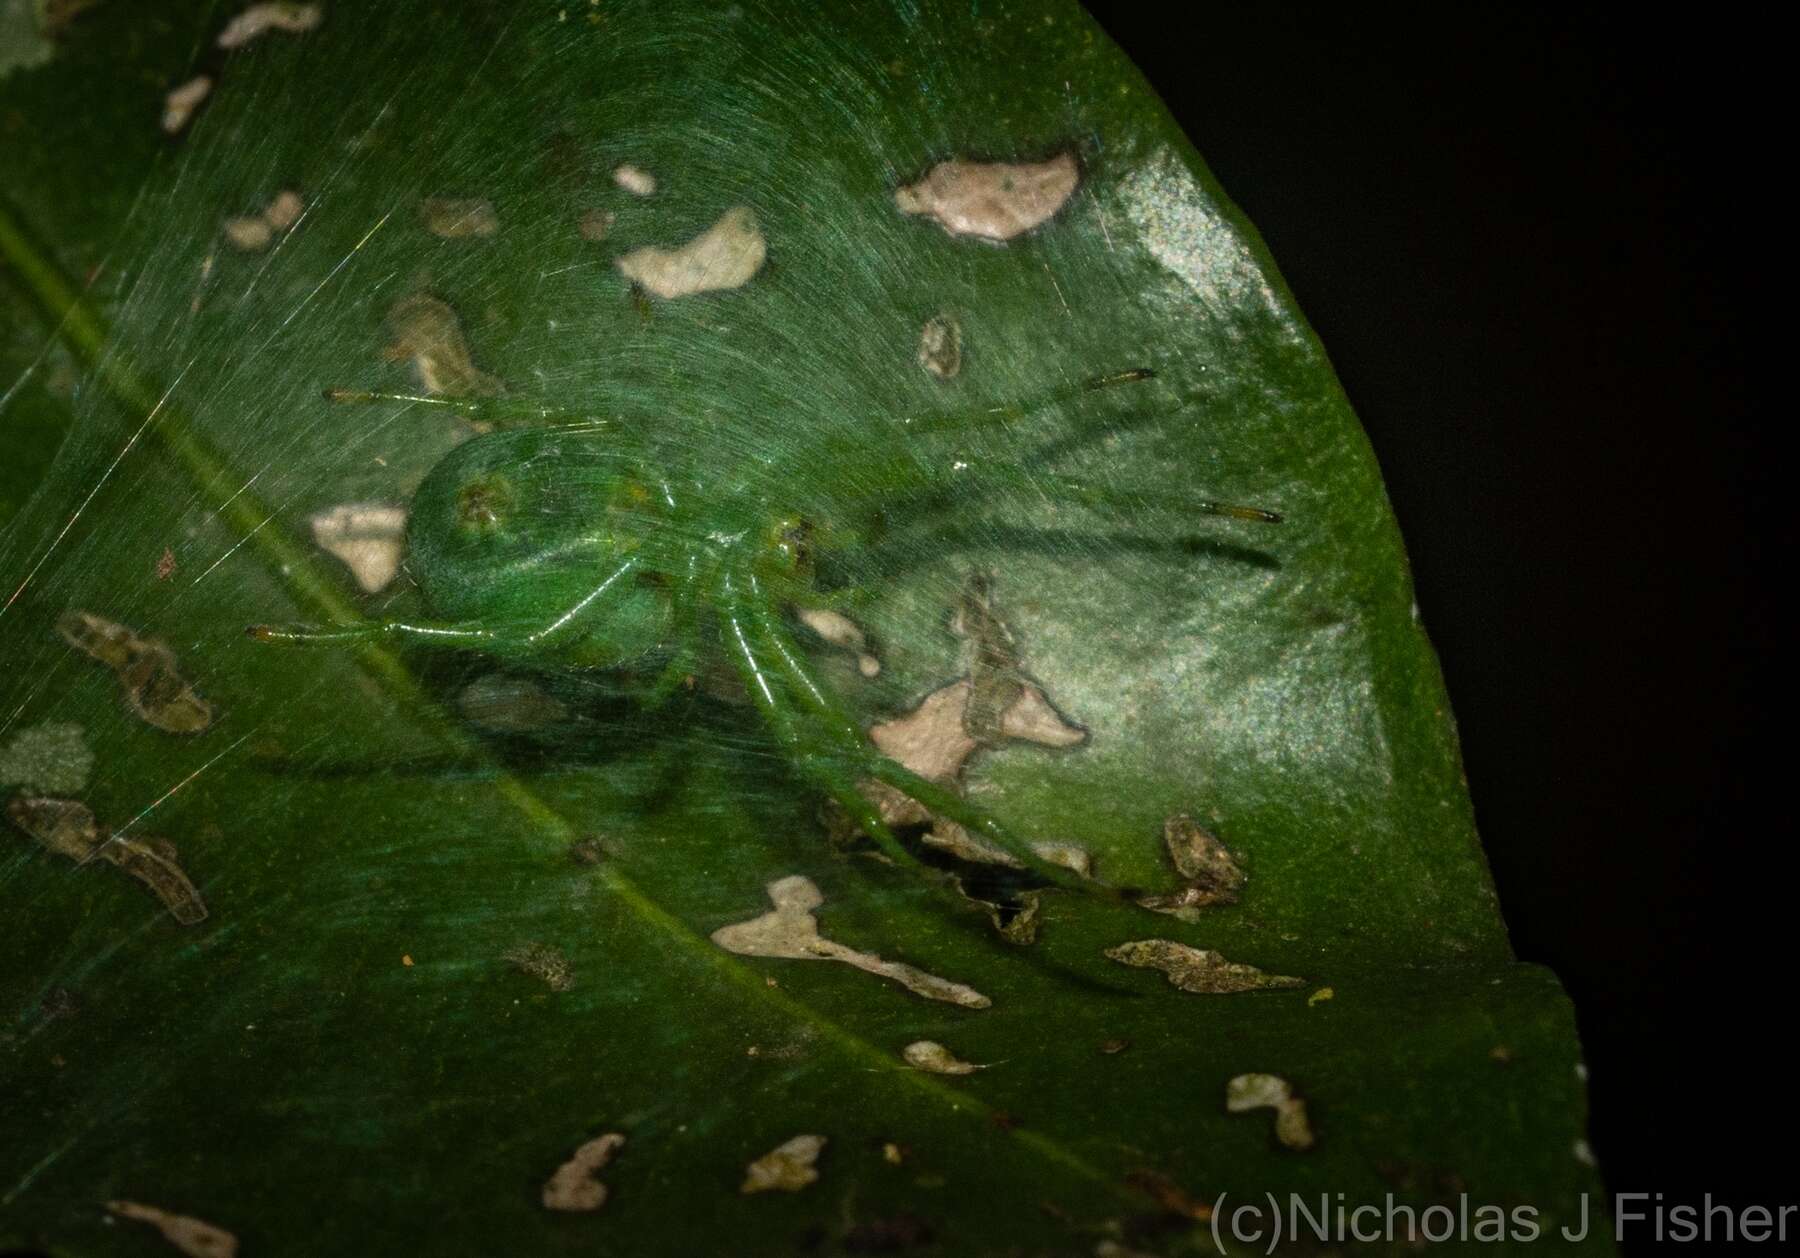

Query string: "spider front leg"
[324, 387, 614, 433]
[642, 556, 707, 709]
[725, 567, 1116, 900]
[249, 558, 644, 651]
[248, 619, 502, 646]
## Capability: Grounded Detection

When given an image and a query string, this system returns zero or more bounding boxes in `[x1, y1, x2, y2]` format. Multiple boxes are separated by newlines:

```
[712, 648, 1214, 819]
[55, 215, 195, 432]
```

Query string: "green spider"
[248, 370, 1278, 897]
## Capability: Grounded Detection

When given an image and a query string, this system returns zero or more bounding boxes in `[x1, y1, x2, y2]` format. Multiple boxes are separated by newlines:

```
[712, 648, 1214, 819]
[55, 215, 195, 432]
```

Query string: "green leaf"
[1, 2, 1604, 1254]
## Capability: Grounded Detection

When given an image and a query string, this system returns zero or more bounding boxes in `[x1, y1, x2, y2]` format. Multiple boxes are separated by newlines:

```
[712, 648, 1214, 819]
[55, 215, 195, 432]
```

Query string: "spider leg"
[325, 388, 615, 433]
[897, 368, 1156, 437]
[643, 570, 703, 709]
[841, 455, 1280, 586]
[248, 619, 501, 646]
[737, 571, 1116, 900]
[714, 580, 942, 884]
[251, 558, 645, 650]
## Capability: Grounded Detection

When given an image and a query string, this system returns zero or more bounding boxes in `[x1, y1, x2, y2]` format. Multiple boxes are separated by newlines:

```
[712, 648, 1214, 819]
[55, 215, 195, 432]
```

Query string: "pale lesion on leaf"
[614, 206, 768, 300]
[419, 197, 499, 240]
[6, 795, 208, 925]
[503, 940, 575, 992]
[541, 1132, 626, 1211]
[1226, 1072, 1316, 1151]
[710, 874, 989, 1009]
[846, 573, 1092, 941]
[381, 294, 505, 400]
[105, 1200, 237, 1258]
[895, 151, 1081, 243]
[1103, 938, 1302, 995]
[901, 1039, 986, 1075]
[1136, 813, 1247, 921]
[57, 610, 214, 734]
[739, 1133, 826, 1195]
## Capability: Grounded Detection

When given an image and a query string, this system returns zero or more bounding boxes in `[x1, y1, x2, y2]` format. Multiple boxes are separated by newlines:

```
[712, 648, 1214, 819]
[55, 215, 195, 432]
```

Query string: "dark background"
[1084, 4, 1785, 1249]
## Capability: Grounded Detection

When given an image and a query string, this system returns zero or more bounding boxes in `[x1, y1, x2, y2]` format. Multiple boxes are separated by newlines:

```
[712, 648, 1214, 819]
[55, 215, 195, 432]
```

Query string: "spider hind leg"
[716, 590, 942, 884]
[718, 565, 1118, 901]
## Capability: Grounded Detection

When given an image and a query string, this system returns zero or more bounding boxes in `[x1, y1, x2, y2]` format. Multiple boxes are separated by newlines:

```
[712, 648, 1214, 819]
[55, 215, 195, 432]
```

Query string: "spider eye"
[455, 473, 517, 535]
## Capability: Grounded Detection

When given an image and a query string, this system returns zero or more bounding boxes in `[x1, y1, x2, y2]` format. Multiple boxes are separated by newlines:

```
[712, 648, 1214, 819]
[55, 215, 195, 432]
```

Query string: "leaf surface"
[1, 3, 1603, 1253]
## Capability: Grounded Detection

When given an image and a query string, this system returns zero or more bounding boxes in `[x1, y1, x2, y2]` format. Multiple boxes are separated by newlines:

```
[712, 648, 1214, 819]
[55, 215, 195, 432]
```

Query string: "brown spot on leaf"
[7, 797, 207, 925]
[222, 217, 272, 252]
[58, 611, 213, 734]
[263, 189, 303, 230]
[869, 679, 1083, 797]
[578, 208, 615, 241]
[798, 607, 879, 678]
[612, 163, 657, 196]
[162, 76, 212, 134]
[869, 682, 978, 785]
[382, 294, 503, 398]
[917, 313, 962, 380]
[1103, 940, 1303, 994]
[220, 189, 305, 253]
[568, 836, 607, 865]
[420, 198, 499, 239]
[1136, 814, 1245, 921]
[504, 941, 574, 992]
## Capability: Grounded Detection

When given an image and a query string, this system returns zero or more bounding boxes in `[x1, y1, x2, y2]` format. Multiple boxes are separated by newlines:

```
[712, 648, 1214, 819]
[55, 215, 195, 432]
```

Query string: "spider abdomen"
[407, 428, 675, 668]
